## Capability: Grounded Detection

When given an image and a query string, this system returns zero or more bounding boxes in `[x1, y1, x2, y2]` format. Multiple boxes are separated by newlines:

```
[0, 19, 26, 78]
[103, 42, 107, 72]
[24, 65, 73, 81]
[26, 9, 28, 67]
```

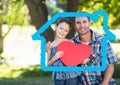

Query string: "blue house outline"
[32, 10, 116, 71]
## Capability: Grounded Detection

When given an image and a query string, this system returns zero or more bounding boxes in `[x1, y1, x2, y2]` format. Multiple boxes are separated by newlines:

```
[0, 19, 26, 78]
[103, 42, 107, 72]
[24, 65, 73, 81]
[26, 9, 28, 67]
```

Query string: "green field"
[0, 78, 119, 85]
[0, 64, 120, 85]
[0, 77, 53, 85]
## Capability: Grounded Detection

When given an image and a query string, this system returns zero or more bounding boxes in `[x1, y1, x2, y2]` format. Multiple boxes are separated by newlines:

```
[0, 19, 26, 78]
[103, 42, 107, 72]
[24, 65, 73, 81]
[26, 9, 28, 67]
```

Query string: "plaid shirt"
[72, 30, 118, 85]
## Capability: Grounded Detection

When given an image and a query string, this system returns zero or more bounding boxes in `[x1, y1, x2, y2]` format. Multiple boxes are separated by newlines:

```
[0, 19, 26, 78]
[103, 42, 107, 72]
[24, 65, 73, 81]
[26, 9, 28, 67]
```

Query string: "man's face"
[75, 17, 90, 35]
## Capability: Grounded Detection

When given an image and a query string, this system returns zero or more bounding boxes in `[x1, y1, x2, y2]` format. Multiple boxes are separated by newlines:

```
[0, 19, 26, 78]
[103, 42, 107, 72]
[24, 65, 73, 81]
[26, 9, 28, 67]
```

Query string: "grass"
[113, 63, 120, 79]
[0, 64, 120, 85]
[0, 78, 119, 85]
[116, 79, 120, 85]
[0, 77, 53, 85]
[0, 64, 51, 78]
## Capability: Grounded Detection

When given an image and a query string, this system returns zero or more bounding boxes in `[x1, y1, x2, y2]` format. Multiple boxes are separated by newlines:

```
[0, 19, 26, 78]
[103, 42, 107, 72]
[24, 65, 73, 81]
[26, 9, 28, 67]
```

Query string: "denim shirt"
[50, 46, 81, 80]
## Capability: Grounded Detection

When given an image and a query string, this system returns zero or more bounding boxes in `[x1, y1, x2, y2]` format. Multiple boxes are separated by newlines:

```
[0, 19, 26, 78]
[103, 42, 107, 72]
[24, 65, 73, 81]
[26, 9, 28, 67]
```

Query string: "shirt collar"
[91, 30, 97, 42]
[73, 29, 99, 44]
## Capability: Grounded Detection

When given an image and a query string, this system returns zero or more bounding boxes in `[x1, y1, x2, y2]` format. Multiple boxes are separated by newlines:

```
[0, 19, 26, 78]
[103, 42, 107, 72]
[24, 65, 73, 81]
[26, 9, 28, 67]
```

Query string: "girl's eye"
[65, 29, 69, 32]
[60, 27, 63, 30]
[76, 21, 81, 24]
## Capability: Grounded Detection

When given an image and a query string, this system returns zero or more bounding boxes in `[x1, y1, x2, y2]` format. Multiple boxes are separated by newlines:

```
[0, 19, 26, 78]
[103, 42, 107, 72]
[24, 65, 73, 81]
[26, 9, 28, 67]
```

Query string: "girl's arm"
[47, 51, 63, 66]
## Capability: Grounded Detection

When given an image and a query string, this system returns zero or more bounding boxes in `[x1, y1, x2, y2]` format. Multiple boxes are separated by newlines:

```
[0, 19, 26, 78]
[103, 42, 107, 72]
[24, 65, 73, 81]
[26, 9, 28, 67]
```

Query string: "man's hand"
[101, 64, 114, 85]
[82, 58, 90, 65]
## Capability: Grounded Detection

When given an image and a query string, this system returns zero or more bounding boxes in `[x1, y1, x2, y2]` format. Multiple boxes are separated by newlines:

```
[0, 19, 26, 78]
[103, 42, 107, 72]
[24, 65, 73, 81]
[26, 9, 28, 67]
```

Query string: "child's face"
[56, 22, 70, 38]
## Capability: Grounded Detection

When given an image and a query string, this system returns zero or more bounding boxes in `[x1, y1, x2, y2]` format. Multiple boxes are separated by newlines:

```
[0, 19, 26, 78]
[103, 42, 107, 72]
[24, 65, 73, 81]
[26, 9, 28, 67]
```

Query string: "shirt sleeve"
[106, 41, 118, 64]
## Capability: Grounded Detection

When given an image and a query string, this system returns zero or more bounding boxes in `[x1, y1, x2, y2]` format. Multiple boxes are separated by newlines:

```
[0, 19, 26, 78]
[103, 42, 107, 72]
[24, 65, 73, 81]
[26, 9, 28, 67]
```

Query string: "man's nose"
[80, 24, 84, 28]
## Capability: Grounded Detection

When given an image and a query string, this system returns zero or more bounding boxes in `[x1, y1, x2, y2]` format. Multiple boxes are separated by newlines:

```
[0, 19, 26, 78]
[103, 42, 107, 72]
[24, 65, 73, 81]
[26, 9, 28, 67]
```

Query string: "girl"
[46, 18, 80, 85]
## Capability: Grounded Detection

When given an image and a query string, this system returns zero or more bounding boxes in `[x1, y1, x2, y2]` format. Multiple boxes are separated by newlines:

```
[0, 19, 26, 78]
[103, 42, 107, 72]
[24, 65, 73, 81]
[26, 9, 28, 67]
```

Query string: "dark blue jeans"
[54, 77, 79, 85]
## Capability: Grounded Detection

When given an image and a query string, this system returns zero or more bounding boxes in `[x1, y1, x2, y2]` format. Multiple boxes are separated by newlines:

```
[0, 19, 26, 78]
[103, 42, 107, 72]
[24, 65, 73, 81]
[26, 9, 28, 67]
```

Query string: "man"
[72, 17, 117, 85]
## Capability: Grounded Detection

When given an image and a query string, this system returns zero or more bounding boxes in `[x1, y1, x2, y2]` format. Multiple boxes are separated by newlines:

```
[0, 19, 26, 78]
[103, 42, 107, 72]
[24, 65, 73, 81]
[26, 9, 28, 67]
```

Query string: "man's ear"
[89, 21, 91, 26]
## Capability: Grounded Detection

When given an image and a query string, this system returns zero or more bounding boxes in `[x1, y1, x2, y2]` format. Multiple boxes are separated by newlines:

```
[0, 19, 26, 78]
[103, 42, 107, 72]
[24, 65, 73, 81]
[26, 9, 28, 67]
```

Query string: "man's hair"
[86, 17, 90, 21]
[76, 12, 90, 21]
[75, 16, 90, 21]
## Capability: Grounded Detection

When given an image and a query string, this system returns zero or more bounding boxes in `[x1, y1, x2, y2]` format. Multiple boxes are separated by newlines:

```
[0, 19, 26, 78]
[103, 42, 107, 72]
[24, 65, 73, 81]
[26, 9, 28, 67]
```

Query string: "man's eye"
[77, 22, 81, 24]
[83, 21, 87, 23]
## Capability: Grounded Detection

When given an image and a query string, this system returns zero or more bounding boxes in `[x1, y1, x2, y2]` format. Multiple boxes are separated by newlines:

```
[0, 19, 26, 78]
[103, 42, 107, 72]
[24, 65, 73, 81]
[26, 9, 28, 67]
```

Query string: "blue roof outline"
[32, 10, 116, 71]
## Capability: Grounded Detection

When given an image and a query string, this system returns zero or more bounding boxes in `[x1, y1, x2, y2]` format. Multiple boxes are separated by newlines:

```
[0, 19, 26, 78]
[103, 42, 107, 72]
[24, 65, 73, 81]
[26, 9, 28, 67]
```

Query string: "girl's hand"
[54, 51, 64, 61]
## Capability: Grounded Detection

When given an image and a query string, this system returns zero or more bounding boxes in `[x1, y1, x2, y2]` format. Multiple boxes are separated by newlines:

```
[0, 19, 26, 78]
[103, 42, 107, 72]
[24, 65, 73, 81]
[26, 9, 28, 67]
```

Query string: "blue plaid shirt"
[72, 30, 118, 85]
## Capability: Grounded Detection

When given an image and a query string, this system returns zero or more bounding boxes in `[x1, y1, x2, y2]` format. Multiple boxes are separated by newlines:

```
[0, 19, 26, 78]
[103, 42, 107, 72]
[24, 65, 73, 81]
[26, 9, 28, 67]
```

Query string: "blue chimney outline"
[32, 10, 116, 71]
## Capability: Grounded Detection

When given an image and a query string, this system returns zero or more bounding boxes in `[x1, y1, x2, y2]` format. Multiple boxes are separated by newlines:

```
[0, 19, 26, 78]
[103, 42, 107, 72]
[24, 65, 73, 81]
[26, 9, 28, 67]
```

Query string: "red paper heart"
[57, 41, 92, 66]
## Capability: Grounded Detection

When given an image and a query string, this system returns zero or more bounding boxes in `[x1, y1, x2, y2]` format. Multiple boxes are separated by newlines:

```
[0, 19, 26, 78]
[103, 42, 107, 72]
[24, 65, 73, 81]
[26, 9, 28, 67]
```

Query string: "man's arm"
[102, 64, 114, 85]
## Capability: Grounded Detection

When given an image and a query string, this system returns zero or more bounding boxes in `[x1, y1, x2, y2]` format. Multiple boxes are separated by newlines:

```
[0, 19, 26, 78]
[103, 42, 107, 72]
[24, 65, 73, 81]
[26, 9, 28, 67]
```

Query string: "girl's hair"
[56, 18, 72, 30]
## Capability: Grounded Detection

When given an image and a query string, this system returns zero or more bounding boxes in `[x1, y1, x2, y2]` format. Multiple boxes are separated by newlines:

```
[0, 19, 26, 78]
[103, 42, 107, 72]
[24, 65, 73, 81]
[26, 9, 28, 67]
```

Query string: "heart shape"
[57, 41, 92, 66]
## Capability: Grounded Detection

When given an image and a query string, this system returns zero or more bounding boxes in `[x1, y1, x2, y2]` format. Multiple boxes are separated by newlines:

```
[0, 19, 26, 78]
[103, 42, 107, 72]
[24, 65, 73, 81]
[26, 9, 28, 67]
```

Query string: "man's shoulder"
[92, 30, 104, 42]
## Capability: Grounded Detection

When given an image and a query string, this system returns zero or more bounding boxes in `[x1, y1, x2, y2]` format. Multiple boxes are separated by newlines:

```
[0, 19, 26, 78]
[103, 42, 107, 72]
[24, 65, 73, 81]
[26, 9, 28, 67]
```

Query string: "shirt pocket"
[88, 52, 102, 66]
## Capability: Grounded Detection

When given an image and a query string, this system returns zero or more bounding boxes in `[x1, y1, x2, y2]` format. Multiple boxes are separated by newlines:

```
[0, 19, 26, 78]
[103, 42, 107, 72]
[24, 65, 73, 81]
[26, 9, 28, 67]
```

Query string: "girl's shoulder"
[51, 41, 59, 48]
[51, 41, 56, 48]
[51, 39, 73, 47]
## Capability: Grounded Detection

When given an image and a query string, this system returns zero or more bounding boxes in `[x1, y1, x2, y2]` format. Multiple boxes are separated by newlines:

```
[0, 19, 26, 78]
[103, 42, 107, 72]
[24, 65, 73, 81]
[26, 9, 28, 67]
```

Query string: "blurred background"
[0, 0, 120, 85]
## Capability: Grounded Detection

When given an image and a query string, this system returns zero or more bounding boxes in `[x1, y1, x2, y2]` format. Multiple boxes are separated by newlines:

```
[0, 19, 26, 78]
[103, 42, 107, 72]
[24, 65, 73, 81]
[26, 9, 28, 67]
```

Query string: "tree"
[25, 0, 79, 42]
[25, 0, 120, 42]
[77, 0, 120, 28]
[0, 0, 28, 53]
[0, 0, 3, 53]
